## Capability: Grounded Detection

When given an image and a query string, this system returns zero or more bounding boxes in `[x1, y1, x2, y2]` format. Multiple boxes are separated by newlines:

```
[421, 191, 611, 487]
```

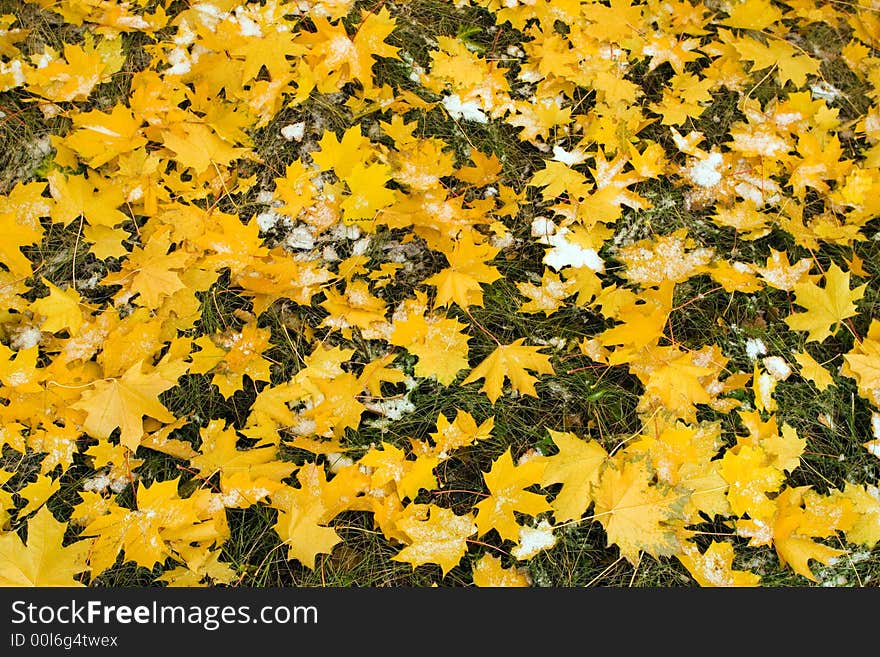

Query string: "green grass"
[1, 0, 878, 589]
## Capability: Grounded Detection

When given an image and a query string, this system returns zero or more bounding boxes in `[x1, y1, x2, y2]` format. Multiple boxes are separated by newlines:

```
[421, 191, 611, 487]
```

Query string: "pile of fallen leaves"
[0, 0, 879, 587]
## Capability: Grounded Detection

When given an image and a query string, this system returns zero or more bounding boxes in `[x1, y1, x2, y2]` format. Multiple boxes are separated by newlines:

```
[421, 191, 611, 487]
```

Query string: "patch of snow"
[755, 371, 775, 409]
[114, 15, 151, 30]
[255, 210, 287, 232]
[690, 151, 723, 188]
[551, 144, 588, 166]
[1, 59, 25, 86]
[110, 476, 131, 493]
[540, 226, 604, 272]
[11, 325, 42, 350]
[762, 356, 792, 381]
[165, 47, 193, 75]
[83, 473, 111, 493]
[39, 103, 63, 119]
[530, 217, 556, 238]
[745, 337, 767, 362]
[490, 232, 514, 249]
[810, 81, 840, 101]
[511, 519, 557, 560]
[326, 452, 355, 474]
[234, 12, 262, 37]
[256, 189, 276, 204]
[330, 223, 361, 241]
[322, 245, 339, 262]
[352, 236, 371, 256]
[364, 396, 415, 421]
[281, 122, 305, 142]
[442, 94, 488, 123]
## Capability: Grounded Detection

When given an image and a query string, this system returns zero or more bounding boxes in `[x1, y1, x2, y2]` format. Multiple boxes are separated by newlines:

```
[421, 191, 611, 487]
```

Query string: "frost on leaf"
[592, 458, 685, 565]
[392, 504, 477, 576]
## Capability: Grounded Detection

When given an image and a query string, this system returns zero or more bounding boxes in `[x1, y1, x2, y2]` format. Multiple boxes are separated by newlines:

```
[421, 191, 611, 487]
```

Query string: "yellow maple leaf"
[651, 72, 714, 126]
[461, 338, 554, 404]
[720, 444, 783, 518]
[141, 417, 198, 462]
[424, 231, 502, 309]
[0, 506, 90, 586]
[841, 321, 880, 405]
[63, 104, 147, 168]
[25, 36, 123, 102]
[471, 553, 531, 587]
[677, 541, 760, 587]
[0, 212, 42, 279]
[71, 360, 177, 450]
[390, 292, 471, 385]
[392, 503, 477, 576]
[83, 225, 130, 260]
[731, 33, 821, 88]
[721, 0, 783, 30]
[737, 411, 806, 474]
[755, 249, 816, 291]
[784, 263, 866, 343]
[308, 374, 368, 438]
[541, 429, 608, 522]
[0, 14, 28, 59]
[208, 324, 275, 398]
[319, 280, 389, 340]
[630, 343, 733, 423]
[591, 458, 684, 565]
[793, 350, 835, 391]
[82, 478, 207, 573]
[310, 126, 373, 177]
[429, 410, 494, 455]
[340, 162, 397, 225]
[48, 171, 128, 228]
[768, 487, 850, 582]
[841, 482, 880, 548]
[712, 202, 772, 240]
[596, 282, 673, 351]
[272, 160, 317, 219]
[191, 420, 295, 482]
[104, 232, 190, 309]
[708, 260, 763, 293]
[474, 449, 550, 542]
[517, 268, 575, 315]
[360, 442, 438, 501]
[357, 353, 407, 397]
[161, 120, 249, 174]
[0, 344, 42, 393]
[270, 464, 345, 570]
[0, 181, 52, 232]
[30, 279, 84, 337]
[17, 474, 61, 518]
[617, 230, 714, 287]
[456, 150, 503, 187]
